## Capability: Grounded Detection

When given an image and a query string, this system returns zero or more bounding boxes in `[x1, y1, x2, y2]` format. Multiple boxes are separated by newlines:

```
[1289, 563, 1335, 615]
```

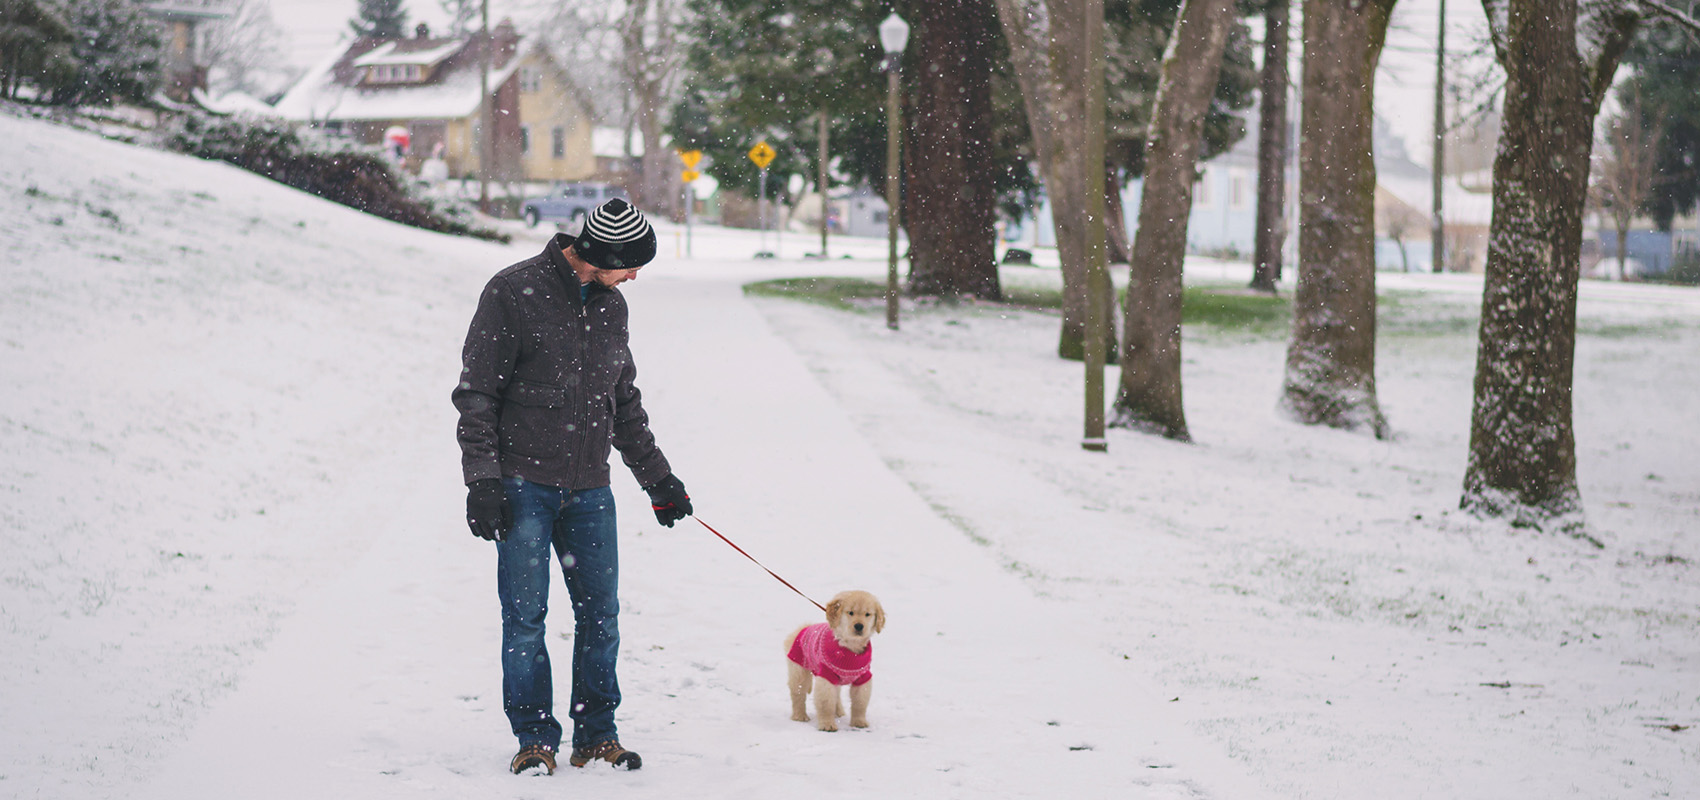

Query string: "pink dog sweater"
[788, 623, 873, 686]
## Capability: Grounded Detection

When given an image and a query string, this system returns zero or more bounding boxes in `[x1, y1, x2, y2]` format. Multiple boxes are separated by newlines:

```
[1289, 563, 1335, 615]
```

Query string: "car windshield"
[560, 187, 577, 197]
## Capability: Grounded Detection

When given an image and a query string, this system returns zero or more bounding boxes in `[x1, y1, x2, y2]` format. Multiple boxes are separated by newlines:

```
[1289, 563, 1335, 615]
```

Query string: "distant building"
[273, 20, 597, 185]
[836, 184, 892, 239]
[145, 0, 234, 103]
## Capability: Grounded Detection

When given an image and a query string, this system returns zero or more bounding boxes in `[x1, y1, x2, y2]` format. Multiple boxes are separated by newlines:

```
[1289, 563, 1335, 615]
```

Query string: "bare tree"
[990, 0, 1116, 360]
[1280, 0, 1397, 439]
[1589, 87, 1666, 280]
[441, 0, 479, 36]
[200, 0, 289, 97]
[1249, 0, 1290, 293]
[1461, 0, 1700, 534]
[1381, 198, 1427, 272]
[1111, 0, 1239, 442]
[619, 0, 685, 219]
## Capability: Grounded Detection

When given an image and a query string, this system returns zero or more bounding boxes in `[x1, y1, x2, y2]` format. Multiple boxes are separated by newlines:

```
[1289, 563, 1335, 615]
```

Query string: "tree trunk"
[1250, 0, 1289, 293]
[622, 0, 680, 220]
[1616, 222, 1629, 279]
[1111, 0, 1238, 442]
[1280, 0, 1395, 438]
[903, 0, 1001, 300]
[1462, 0, 1640, 534]
[637, 108, 674, 218]
[1105, 157, 1132, 264]
[990, 0, 1116, 360]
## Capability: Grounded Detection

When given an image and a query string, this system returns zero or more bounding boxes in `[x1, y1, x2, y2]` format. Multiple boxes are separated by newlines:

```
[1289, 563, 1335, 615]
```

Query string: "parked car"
[521, 182, 628, 229]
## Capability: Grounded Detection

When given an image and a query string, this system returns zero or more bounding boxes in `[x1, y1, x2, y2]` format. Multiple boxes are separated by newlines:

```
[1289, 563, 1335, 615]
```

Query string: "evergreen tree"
[350, 0, 409, 39]
[0, 0, 76, 100]
[1621, 22, 1700, 231]
[670, 0, 898, 203]
[46, 0, 164, 106]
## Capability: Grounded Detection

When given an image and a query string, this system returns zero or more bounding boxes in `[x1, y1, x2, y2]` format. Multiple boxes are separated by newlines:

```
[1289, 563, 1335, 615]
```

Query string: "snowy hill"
[4, 111, 1698, 799]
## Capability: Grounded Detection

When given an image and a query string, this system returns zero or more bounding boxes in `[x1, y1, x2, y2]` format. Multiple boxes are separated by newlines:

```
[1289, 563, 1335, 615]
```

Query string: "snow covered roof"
[273, 32, 524, 124]
[1378, 172, 1495, 228]
[351, 40, 463, 69]
[192, 88, 281, 118]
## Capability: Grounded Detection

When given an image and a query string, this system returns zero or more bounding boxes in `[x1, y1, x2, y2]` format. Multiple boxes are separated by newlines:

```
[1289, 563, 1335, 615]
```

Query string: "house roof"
[273, 31, 524, 123]
[351, 40, 464, 68]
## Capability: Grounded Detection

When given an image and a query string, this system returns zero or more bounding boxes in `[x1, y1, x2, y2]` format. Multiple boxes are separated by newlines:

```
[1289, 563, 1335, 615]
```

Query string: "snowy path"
[129, 263, 1266, 799]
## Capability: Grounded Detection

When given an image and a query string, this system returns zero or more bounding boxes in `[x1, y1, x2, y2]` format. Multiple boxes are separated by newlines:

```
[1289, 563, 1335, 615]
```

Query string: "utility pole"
[1082, 0, 1108, 452]
[819, 111, 830, 258]
[478, 0, 491, 214]
[1430, 0, 1446, 272]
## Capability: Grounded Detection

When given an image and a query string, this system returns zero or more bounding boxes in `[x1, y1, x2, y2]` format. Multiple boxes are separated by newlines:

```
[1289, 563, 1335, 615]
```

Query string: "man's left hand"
[644, 474, 692, 527]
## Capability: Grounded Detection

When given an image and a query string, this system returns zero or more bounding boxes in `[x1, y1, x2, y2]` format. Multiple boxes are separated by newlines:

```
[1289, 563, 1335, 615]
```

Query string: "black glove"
[644, 474, 692, 527]
[466, 478, 511, 542]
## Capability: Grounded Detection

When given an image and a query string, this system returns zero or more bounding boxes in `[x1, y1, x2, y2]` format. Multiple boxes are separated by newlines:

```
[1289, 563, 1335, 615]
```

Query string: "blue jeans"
[497, 478, 621, 751]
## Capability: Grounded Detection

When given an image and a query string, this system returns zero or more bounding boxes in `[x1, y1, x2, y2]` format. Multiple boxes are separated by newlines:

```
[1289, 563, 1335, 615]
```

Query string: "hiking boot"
[569, 739, 641, 770]
[510, 743, 556, 775]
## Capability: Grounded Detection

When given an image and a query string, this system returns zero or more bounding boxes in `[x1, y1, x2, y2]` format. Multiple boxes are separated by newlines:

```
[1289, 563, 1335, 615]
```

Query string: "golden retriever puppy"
[785, 590, 885, 732]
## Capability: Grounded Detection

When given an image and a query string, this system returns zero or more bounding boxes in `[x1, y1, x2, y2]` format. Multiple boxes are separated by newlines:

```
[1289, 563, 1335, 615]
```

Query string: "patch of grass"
[1378, 291, 1479, 338]
[748, 277, 1691, 342]
[1182, 287, 1290, 336]
[1577, 319, 1689, 339]
[742, 277, 890, 311]
[747, 276, 1293, 336]
[1000, 282, 1065, 309]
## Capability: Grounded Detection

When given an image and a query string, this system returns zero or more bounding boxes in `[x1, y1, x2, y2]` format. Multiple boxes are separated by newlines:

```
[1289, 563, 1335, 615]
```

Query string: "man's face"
[565, 246, 642, 287]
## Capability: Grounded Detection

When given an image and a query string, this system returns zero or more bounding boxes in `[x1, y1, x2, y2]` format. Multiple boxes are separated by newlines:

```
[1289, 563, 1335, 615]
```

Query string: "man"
[453, 198, 693, 776]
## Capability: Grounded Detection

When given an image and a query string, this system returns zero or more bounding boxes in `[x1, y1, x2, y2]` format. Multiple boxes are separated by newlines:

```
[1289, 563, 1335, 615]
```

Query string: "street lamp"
[879, 12, 909, 331]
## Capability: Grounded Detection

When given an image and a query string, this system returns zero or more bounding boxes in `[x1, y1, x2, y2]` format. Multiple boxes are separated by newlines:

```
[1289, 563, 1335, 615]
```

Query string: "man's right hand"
[466, 478, 511, 541]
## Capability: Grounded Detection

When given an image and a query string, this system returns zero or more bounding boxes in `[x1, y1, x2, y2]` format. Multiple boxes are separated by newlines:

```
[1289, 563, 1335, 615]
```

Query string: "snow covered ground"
[2, 111, 1696, 799]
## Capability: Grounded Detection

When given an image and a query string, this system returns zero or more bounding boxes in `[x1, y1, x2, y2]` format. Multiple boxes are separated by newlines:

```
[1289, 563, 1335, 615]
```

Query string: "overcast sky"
[268, 0, 1496, 169]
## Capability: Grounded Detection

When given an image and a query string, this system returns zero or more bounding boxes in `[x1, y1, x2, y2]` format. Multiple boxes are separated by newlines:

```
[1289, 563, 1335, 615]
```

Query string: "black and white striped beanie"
[573, 198, 657, 270]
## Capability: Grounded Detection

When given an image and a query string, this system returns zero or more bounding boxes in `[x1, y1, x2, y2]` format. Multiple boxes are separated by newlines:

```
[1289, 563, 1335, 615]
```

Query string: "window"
[368, 64, 423, 84]
[1194, 168, 1213, 208]
[520, 68, 542, 93]
[552, 127, 566, 158]
[520, 125, 530, 154]
[1229, 170, 1249, 211]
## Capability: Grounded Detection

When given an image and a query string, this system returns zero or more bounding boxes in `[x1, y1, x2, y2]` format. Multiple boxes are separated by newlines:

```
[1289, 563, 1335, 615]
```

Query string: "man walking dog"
[453, 198, 693, 775]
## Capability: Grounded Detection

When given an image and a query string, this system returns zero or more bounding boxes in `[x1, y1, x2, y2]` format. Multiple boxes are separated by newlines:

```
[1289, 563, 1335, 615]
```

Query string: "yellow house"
[515, 50, 596, 182]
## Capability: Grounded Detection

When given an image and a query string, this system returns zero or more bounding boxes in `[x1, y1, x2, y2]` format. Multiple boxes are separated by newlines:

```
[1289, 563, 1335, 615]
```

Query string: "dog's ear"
[825, 596, 842, 628]
[873, 601, 886, 633]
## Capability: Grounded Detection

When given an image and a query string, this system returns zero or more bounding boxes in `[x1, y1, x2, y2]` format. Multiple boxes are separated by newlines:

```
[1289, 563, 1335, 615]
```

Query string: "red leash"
[692, 517, 827, 613]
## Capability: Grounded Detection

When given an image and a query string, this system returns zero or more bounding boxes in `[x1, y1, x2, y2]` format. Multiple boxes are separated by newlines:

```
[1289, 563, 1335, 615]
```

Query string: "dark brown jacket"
[453, 234, 671, 490]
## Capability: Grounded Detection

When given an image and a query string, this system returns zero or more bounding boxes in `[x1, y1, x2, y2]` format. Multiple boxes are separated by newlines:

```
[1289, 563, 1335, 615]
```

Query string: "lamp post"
[879, 12, 909, 331]
[1082, 0, 1108, 451]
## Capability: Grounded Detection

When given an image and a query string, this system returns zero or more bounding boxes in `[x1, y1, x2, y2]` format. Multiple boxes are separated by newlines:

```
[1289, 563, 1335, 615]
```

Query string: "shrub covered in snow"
[163, 113, 507, 243]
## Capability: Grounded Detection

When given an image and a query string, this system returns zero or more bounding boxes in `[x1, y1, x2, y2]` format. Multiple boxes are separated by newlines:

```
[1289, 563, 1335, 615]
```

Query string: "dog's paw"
[816, 720, 839, 732]
[791, 711, 810, 723]
[850, 718, 869, 729]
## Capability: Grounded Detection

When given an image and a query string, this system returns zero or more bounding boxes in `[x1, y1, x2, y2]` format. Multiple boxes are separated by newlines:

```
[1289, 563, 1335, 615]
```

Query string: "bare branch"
[1638, 0, 1700, 37]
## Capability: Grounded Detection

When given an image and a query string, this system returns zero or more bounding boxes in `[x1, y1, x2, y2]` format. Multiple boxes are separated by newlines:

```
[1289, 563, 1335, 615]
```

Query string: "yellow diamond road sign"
[678, 149, 703, 169]
[748, 141, 776, 170]
[681, 169, 700, 183]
